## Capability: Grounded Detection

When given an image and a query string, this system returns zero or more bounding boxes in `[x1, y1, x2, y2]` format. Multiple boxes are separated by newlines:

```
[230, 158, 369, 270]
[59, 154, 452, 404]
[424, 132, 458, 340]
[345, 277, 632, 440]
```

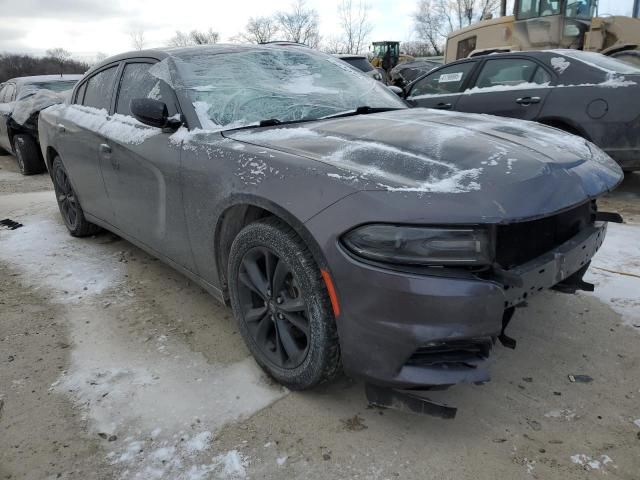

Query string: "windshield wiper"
[322, 106, 405, 120]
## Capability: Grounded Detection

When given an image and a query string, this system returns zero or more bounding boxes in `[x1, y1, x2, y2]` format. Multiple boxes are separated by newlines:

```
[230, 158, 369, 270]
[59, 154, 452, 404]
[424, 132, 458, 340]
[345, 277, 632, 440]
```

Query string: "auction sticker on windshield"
[439, 72, 464, 83]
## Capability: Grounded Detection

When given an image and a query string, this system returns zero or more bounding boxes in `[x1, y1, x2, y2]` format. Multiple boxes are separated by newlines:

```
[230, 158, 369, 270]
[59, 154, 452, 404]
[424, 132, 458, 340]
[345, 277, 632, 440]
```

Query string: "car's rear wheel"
[51, 156, 101, 237]
[13, 134, 45, 175]
[228, 217, 341, 390]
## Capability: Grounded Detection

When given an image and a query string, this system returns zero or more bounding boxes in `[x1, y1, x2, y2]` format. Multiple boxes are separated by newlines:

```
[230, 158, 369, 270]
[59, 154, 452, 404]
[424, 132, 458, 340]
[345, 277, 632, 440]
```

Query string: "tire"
[51, 156, 101, 237]
[228, 217, 341, 390]
[13, 134, 45, 175]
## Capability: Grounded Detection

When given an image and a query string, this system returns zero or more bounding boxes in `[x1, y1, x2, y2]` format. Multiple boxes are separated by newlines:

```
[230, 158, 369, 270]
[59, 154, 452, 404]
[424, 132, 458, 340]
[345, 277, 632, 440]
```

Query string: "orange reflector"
[321, 269, 341, 317]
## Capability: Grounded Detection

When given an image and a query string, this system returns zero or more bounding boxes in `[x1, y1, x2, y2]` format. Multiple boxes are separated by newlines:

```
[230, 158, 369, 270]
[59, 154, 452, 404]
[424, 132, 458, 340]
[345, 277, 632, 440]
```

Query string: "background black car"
[389, 59, 440, 88]
[404, 50, 640, 171]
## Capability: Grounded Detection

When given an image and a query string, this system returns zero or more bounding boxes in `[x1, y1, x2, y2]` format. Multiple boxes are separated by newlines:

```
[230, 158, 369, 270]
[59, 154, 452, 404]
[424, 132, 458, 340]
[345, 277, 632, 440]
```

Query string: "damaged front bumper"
[332, 222, 608, 391]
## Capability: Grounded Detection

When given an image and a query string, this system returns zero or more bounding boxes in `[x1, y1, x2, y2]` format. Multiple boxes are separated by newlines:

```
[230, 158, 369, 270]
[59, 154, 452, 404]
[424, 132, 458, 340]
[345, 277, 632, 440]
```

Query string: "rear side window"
[1, 84, 16, 102]
[474, 58, 548, 88]
[456, 36, 477, 60]
[408, 63, 475, 97]
[115, 62, 178, 117]
[83, 66, 118, 111]
[342, 58, 374, 72]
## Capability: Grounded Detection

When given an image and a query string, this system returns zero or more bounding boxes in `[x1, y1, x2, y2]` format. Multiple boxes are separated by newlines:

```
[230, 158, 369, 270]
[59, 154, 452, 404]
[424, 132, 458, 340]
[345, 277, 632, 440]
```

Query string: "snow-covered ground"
[0, 194, 287, 479]
[584, 223, 640, 329]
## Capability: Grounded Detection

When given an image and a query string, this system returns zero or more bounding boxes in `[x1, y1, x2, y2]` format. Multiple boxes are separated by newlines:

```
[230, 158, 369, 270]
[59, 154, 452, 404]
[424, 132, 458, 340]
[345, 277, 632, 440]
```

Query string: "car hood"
[226, 108, 622, 220]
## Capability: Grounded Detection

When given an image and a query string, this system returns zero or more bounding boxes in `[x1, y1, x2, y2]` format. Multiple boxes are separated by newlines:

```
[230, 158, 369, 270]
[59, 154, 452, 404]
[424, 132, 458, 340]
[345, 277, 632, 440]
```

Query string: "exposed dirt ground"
[1, 152, 639, 480]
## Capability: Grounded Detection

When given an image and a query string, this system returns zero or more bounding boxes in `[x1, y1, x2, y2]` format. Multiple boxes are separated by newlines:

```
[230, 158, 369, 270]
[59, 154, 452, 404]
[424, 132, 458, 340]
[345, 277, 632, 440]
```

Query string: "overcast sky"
[0, 0, 634, 61]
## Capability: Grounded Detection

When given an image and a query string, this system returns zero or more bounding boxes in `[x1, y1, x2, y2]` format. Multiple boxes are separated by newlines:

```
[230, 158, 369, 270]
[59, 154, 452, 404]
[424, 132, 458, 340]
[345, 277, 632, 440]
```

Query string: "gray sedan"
[38, 45, 622, 396]
[405, 50, 640, 171]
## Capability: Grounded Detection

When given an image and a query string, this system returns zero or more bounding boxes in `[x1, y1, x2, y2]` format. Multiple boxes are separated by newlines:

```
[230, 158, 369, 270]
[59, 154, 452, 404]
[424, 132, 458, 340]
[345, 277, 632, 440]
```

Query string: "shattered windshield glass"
[173, 47, 406, 129]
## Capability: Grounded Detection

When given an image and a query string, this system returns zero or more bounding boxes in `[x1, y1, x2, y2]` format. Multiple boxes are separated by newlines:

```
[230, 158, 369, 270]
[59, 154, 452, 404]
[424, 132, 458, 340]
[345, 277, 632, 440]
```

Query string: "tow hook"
[364, 383, 457, 419]
[553, 262, 595, 294]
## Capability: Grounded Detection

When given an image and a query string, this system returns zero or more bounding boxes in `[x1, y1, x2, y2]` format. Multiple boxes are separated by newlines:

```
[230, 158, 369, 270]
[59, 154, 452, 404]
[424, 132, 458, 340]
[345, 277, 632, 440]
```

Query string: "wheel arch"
[213, 194, 331, 303]
[45, 146, 60, 172]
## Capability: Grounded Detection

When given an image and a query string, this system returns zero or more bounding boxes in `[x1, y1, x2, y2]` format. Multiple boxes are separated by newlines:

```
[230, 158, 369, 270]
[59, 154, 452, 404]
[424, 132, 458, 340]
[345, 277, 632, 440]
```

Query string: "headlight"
[342, 224, 492, 266]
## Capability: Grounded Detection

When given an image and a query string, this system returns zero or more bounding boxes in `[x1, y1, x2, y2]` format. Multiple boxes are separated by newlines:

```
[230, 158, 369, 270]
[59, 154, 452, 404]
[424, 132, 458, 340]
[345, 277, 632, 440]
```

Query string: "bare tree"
[130, 29, 146, 50]
[322, 36, 346, 54]
[413, 0, 501, 55]
[337, 0, 373, 54]
[169, 28, 220, 47]
[45, 48, 72, 75]
[275, 0, 321, 48]
[236, 16, 280, 44]
[189, 28, 220, 45]
[413, 0, 446, 55]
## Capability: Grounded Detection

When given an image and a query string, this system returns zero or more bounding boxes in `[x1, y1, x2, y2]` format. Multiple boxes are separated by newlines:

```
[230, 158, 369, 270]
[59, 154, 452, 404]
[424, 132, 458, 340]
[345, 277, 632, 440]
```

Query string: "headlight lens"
[342, 225, 492, 266]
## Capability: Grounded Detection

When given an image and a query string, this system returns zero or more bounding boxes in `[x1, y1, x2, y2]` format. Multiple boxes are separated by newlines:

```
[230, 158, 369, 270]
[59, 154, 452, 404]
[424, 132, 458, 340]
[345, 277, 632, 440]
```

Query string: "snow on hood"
[226, 108, 622, 197]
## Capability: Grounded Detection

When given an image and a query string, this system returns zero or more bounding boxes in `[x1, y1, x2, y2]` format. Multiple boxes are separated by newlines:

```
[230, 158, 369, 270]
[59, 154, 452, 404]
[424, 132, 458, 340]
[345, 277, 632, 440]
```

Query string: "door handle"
[56, 123, 66, 133]
[516, 96, 541, 105]
[99, 143, 112, 154]
[434, 102, 452, 110]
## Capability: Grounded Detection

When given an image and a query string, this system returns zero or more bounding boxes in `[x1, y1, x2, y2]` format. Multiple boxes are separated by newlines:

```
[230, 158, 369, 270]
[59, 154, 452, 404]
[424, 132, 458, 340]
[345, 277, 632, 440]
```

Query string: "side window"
[115, 62, 178, 117]
[456, 36, 477, 60]
[2, 84, 16, 102]
[474, 59, 544, 89]
[532, 66, 551, 84]
[83, 66, 118, 111]
[517, 0, 540, 19]
[408, 63, 476, 97]
[74, 82, 87, 105]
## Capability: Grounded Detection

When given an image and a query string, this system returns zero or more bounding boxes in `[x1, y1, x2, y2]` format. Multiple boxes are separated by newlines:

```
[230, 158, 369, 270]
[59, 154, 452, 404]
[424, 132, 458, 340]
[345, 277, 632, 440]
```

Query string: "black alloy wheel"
[237, 246, 310, 369]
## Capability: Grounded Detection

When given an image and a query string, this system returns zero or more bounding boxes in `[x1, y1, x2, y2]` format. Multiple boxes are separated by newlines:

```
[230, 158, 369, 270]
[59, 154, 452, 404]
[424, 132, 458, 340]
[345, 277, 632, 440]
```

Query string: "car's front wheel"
[228, 218, 341, 390]
[51, 156, 101, 237]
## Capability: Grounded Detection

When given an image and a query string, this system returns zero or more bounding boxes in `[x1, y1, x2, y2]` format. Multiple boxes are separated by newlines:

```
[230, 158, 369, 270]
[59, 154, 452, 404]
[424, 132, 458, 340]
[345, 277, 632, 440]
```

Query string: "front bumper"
[329, 222, 607, 389]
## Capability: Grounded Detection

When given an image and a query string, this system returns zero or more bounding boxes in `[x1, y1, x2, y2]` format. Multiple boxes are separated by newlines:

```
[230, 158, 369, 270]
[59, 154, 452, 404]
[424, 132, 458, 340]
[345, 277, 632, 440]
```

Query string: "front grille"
[495, 202, 595, 269]
[406, 338, 493, 368]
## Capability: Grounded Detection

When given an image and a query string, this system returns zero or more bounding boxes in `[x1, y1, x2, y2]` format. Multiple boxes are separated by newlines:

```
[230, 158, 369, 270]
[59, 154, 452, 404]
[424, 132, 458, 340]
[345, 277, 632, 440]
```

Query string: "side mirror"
[130, 98, 181, 130]
[387, 85, 404, 97]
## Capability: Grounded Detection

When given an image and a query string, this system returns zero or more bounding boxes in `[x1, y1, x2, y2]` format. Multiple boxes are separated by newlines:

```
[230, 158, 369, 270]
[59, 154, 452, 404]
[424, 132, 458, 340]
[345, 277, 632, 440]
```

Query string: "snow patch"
[0, 200, 287, 479]
[60, 104, 161, 145]
[232, 127, 320, 143]
[570, 454, 613, 471]
[583, 223, 640, 330]
[550, 57, 571, 74]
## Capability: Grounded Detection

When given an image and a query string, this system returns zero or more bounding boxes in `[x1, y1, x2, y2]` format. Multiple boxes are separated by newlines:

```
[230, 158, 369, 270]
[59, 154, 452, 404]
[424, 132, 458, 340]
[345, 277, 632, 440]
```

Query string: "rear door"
[455, 57, 553, 120]
[0, 83, 16, 151]
[55, 64, 119, 224]
[405, 61, 478, 111]
[100, 60, 196, 270]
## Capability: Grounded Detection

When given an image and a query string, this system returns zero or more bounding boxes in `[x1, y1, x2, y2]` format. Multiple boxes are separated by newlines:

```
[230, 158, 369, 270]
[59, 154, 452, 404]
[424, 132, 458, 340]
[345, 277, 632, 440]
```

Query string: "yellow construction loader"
[445, 0, 640, 65]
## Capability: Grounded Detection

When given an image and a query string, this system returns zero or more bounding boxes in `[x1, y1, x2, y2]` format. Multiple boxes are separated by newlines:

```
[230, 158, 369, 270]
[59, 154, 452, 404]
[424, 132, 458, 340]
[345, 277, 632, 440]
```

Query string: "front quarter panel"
[177, 130, 357, 285]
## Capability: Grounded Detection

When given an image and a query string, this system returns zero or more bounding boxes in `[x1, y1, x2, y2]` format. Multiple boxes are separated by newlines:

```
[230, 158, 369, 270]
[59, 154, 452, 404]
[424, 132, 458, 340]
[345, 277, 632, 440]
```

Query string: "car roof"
[6, 74, 83, 85]
[87, 43, 311, 77]
[334, 54, 367, 59]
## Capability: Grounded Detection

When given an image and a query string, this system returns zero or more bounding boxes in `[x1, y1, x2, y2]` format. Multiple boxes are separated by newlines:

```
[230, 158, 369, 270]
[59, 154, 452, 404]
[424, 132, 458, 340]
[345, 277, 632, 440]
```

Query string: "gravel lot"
[1, 152, 639, 480]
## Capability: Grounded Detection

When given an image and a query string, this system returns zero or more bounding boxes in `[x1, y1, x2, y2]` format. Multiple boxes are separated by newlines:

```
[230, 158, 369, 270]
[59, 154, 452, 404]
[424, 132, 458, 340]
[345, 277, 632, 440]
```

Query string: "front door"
[455, 58, 552, 121]
[99, 60, 196, 271]
[405, 61, 478, 111]
[55, 65, 119, 223]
